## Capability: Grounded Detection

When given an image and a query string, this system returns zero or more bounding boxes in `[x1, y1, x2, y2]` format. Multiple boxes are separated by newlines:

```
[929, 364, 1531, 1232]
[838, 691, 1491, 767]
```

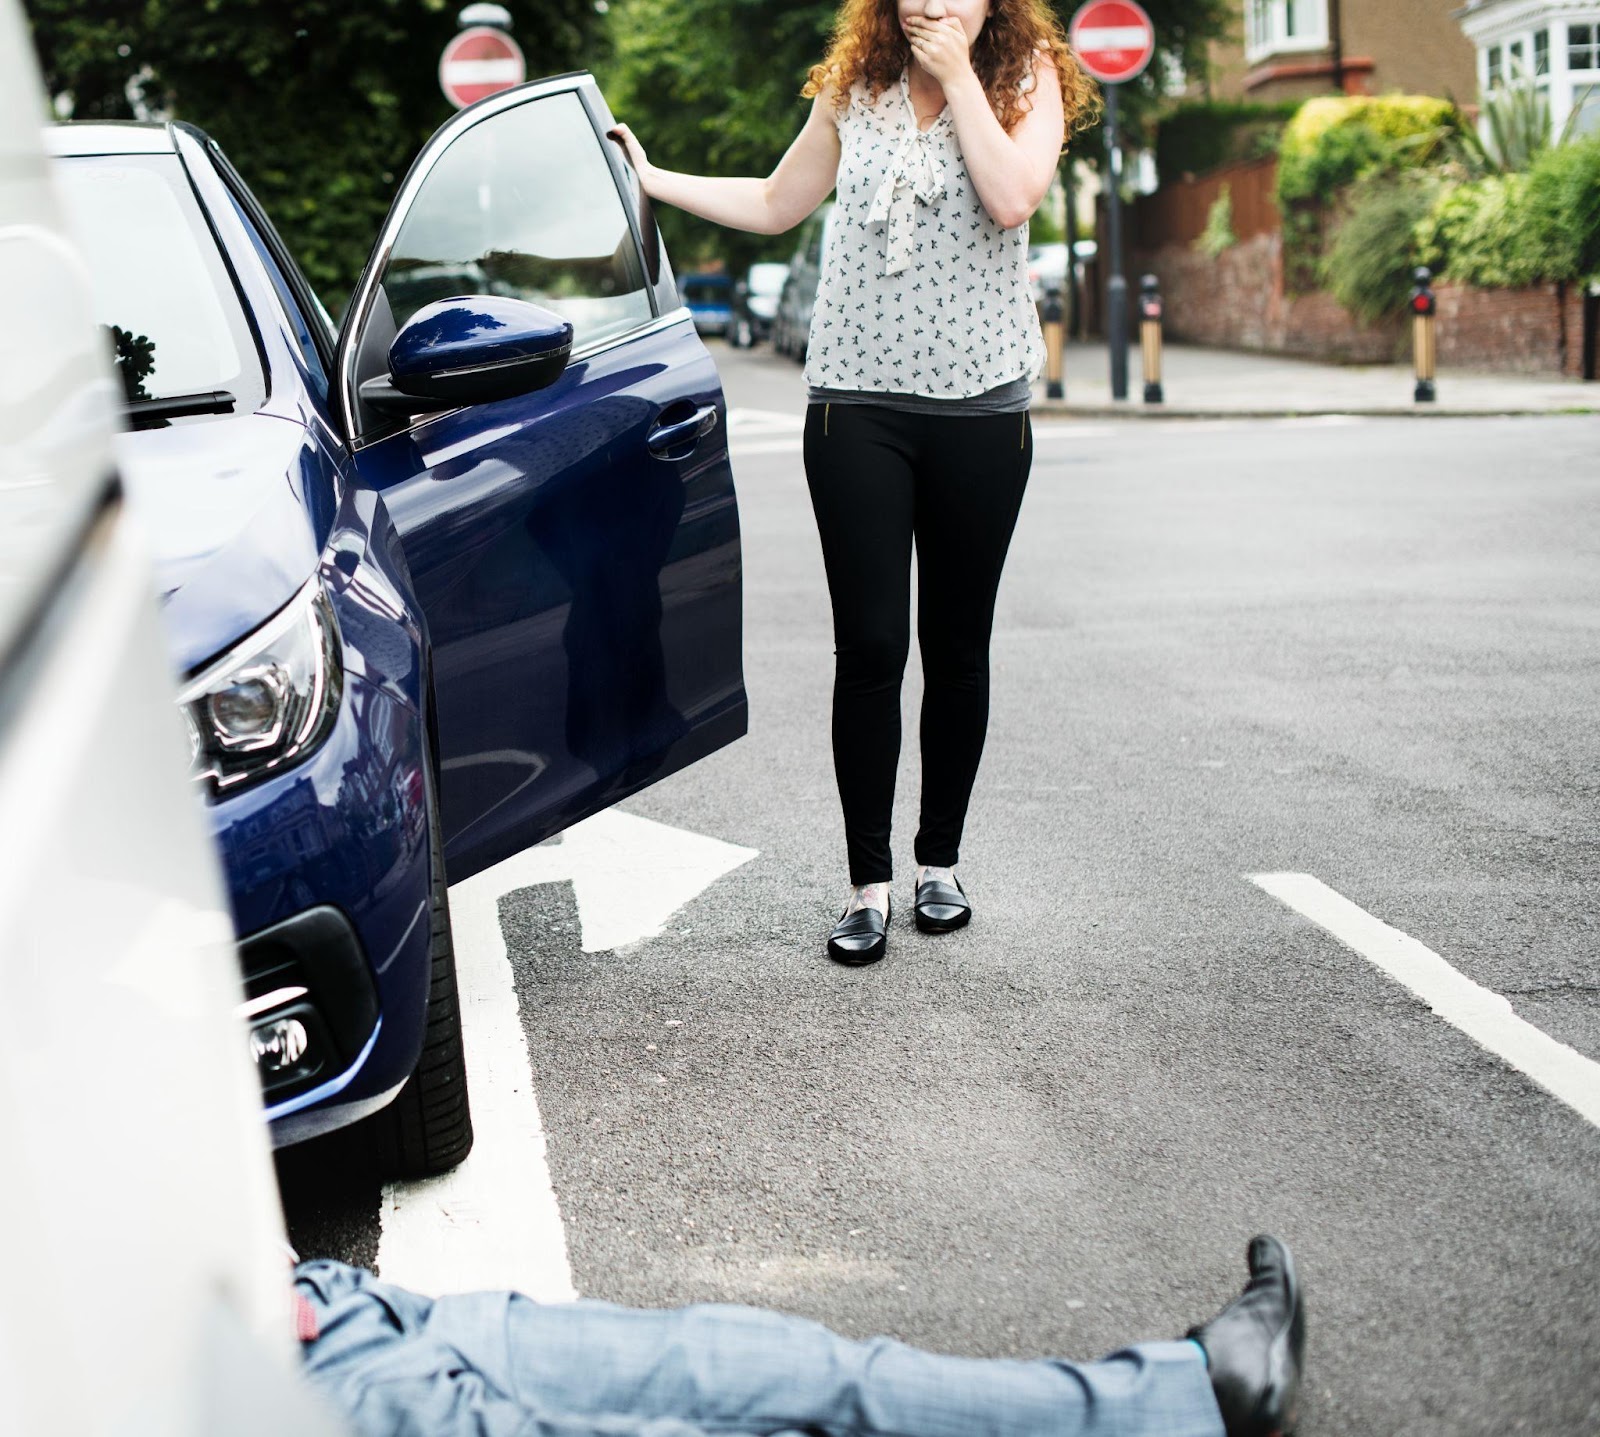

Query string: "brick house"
[1203, 0, 1478, 104]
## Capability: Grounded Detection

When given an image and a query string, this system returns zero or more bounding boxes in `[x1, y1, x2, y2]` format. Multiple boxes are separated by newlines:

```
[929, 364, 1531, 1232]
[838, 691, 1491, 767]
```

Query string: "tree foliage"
[598, 0, 836, 273]
[599, 0, 1231, 272]
[25, 0, 609, 312]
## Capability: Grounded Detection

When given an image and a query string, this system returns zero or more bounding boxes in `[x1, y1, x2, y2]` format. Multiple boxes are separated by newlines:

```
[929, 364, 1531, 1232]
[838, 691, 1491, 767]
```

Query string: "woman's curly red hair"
[802, 0, 1101, 139]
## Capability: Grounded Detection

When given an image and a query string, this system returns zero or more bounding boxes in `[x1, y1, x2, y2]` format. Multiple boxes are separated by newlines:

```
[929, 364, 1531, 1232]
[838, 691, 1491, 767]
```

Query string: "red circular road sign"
[440, 26, 527, 110]
[1069, 0, 1155, 84]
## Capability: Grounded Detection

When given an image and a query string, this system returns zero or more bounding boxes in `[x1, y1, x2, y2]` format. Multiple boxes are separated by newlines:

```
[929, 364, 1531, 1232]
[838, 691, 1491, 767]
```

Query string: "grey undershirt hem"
[806, 373, 1033, 415]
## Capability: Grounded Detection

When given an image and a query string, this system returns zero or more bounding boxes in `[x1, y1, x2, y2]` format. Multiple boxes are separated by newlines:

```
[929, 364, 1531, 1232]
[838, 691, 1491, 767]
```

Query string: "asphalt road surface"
[279, 339, 1600, 1436]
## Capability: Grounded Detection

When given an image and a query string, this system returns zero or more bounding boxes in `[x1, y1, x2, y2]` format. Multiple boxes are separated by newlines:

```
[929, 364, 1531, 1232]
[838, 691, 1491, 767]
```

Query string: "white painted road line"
[1252, 873, 1600, 1129]
[376, 859, 577, 1302]
[727, 407, 804, 433]
[377, 809, 758, 1296]
[730, 439, 804, 457]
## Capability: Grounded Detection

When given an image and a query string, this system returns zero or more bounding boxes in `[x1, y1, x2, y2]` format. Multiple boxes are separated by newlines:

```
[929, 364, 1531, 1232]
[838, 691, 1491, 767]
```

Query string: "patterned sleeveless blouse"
[802, 67, 1047, 400]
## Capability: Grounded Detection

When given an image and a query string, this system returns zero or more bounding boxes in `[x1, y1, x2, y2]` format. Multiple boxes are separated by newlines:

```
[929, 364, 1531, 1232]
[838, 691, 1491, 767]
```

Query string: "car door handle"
[647, 404, 719, 458]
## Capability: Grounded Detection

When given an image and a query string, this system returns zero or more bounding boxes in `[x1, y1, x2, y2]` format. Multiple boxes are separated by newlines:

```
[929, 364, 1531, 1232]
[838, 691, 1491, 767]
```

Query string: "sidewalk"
[1032, 341, 1599, 417]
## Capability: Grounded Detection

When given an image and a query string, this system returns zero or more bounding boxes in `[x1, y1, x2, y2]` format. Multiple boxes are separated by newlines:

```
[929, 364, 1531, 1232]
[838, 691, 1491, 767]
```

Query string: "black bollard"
[1139, 273, 1164, 405]
[1410, 266, 1437, 403]
[1043, 285, 1065, 400]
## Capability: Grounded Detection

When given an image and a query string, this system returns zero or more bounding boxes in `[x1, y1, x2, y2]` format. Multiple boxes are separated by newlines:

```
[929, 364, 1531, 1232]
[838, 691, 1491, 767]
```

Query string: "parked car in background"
[46, 73, 747, 1181]
[772, 203, 836, 363]
[1, 4, 342, 1425]
[728, 260, 789, 348]
[1027, 241, 1069, 303]
[683, 271, 734, 336]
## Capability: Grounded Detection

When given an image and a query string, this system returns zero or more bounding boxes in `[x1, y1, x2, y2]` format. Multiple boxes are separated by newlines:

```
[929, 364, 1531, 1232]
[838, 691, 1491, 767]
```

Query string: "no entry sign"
[1069, 0, 1156, 85]
[440, 26, 527, 109]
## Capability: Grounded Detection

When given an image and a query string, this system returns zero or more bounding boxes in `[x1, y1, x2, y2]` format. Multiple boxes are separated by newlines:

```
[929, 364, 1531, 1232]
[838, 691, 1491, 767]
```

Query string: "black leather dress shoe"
[827, 903, 889, 965]
[913, 876, 971, 933]
[1187, 1235, 1306, 1437]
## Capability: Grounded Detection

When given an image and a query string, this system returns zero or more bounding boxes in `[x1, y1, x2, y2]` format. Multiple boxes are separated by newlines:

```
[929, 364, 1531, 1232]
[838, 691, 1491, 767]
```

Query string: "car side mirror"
[358, 296, 574, 417]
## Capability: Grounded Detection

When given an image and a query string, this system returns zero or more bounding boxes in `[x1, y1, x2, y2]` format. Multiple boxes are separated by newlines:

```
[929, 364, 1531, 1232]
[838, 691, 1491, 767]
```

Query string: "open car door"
[336, 74, 746, 882]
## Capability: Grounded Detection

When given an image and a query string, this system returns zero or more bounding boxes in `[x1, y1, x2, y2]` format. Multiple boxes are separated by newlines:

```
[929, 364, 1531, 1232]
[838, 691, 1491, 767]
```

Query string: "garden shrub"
[1276, 95, 1459, 205]
[1548, 132, 1600, 277]
[1275, 94, 1460, 292]
[1195, 185, 1236, 257]
[1319, 176, 1439, 322]
[1418, 133, 1600, 287]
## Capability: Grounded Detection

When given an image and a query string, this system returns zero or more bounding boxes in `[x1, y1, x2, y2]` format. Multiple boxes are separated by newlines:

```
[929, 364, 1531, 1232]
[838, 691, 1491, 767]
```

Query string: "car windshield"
[53, 154, 265, 418]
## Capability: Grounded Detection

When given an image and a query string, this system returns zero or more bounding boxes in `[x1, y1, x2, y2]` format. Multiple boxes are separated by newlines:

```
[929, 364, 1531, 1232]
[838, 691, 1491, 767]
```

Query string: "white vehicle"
[0, 5, 342, 1431]
[772, 202, 836, 362]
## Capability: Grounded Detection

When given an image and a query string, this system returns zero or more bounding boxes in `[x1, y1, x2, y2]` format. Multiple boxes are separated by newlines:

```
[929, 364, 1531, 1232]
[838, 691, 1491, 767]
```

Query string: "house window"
[1534, 30, 1549, 76]
[1507, 38, 1526, 80]
[1245, 0, 1329, 63]
[1487, 44, 1503, 88]
[1570, 23, 1599, 72]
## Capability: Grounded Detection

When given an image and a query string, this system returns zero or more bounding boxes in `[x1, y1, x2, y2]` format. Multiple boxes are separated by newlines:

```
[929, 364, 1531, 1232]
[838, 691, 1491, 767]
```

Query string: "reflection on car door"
[339, 76, 745, 883]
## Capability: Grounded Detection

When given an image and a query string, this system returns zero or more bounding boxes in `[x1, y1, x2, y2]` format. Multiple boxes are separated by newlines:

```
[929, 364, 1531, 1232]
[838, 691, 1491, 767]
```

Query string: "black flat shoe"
[1187, 1235, 1306, 1437]
[827, 902, 889, 965]
[913, 875, 971, 933]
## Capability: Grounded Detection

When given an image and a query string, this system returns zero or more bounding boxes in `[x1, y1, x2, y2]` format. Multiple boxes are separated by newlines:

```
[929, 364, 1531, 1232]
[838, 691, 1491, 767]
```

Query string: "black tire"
[369, 761, 473, 1179]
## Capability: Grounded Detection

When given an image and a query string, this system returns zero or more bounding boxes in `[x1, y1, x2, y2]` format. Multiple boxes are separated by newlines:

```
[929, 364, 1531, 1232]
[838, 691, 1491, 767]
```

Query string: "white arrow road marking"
[376, 809, 758, 1296]
[1252, 873, 1600, 1129]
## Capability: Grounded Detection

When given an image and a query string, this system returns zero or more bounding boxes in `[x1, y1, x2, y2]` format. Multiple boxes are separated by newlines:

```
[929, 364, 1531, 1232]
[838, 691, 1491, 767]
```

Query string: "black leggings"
[803, 402, 1033, 885]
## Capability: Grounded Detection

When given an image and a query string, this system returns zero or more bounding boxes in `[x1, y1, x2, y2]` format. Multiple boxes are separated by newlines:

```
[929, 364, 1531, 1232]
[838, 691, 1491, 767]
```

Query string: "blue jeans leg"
[460, 1294, 1225, 1437]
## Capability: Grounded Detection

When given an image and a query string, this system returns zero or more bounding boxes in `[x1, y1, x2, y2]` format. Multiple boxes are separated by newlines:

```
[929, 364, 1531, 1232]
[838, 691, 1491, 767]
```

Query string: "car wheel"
[369, 756, 473, 1179]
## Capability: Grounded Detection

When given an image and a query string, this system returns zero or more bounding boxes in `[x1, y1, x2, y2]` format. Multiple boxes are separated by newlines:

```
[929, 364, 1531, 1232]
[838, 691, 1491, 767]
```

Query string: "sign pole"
[1104, 82, 1127, 401]
[1063, 156, 1080, 339]
[1068, 0, 1153, 403]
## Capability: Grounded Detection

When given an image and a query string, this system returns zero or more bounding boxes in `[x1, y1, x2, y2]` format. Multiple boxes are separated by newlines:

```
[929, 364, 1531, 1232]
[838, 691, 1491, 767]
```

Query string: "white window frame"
[1245, 0, 1330, 65]
[1467, 8, 1600, 145]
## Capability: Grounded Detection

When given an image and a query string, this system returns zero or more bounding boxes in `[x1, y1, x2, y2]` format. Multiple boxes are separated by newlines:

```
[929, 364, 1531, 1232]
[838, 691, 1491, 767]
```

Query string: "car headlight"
[178, 577, 343, 796]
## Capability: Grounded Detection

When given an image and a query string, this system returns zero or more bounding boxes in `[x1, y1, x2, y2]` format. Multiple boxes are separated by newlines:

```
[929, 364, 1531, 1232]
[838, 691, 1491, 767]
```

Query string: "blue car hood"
[116, 412, 323, 675]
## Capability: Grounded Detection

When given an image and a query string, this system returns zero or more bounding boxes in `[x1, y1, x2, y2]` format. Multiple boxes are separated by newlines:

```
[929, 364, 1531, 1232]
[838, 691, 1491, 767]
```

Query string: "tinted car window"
[683, 277, 729, 304]
[382, 92, 653, 349]
[53, 155, 266, 416]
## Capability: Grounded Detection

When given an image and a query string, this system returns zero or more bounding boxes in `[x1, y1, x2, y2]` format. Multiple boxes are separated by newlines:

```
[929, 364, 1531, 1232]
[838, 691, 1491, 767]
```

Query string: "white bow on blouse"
[867, 73, 948, 277]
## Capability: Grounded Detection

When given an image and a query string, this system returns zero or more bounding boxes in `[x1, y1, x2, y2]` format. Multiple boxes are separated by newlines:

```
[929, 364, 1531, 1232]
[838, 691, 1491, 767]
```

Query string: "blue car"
[46, 73, 746, 1178]
[682, 272, 735, 337]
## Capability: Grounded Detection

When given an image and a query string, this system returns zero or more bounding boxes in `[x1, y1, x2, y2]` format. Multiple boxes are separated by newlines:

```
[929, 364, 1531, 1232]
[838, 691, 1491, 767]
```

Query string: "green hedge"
[1155, 100, 1299, 181]
[1418, 133, 1600, 287]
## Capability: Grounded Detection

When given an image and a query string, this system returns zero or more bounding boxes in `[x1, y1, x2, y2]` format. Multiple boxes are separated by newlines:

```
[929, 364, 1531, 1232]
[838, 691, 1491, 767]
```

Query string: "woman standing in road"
[611, 0, 1097, 966]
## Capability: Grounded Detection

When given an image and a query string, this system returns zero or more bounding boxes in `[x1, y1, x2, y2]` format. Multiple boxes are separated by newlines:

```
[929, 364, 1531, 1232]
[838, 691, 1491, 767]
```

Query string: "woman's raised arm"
[609, 87, 842, 237]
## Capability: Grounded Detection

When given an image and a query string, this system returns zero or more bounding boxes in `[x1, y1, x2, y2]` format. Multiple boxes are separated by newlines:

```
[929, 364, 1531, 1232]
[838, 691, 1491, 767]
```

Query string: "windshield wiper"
[126, 390, 236, 426]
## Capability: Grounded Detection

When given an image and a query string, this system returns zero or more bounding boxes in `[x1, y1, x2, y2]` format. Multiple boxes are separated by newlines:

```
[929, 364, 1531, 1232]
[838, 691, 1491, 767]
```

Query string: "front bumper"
[213, 668, 432, 1147]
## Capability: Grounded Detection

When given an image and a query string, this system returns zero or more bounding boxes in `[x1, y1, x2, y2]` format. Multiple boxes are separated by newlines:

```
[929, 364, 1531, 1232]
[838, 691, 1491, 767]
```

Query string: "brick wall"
[1134, 235, 1590, 375]
[1435, 282, 1552, 374]
[1135, 233, 1404, 362]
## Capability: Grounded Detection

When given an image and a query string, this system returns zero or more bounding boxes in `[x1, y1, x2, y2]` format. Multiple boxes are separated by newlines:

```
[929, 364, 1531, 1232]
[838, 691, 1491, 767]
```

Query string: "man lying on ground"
[292, 1233, 1305, 1437]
